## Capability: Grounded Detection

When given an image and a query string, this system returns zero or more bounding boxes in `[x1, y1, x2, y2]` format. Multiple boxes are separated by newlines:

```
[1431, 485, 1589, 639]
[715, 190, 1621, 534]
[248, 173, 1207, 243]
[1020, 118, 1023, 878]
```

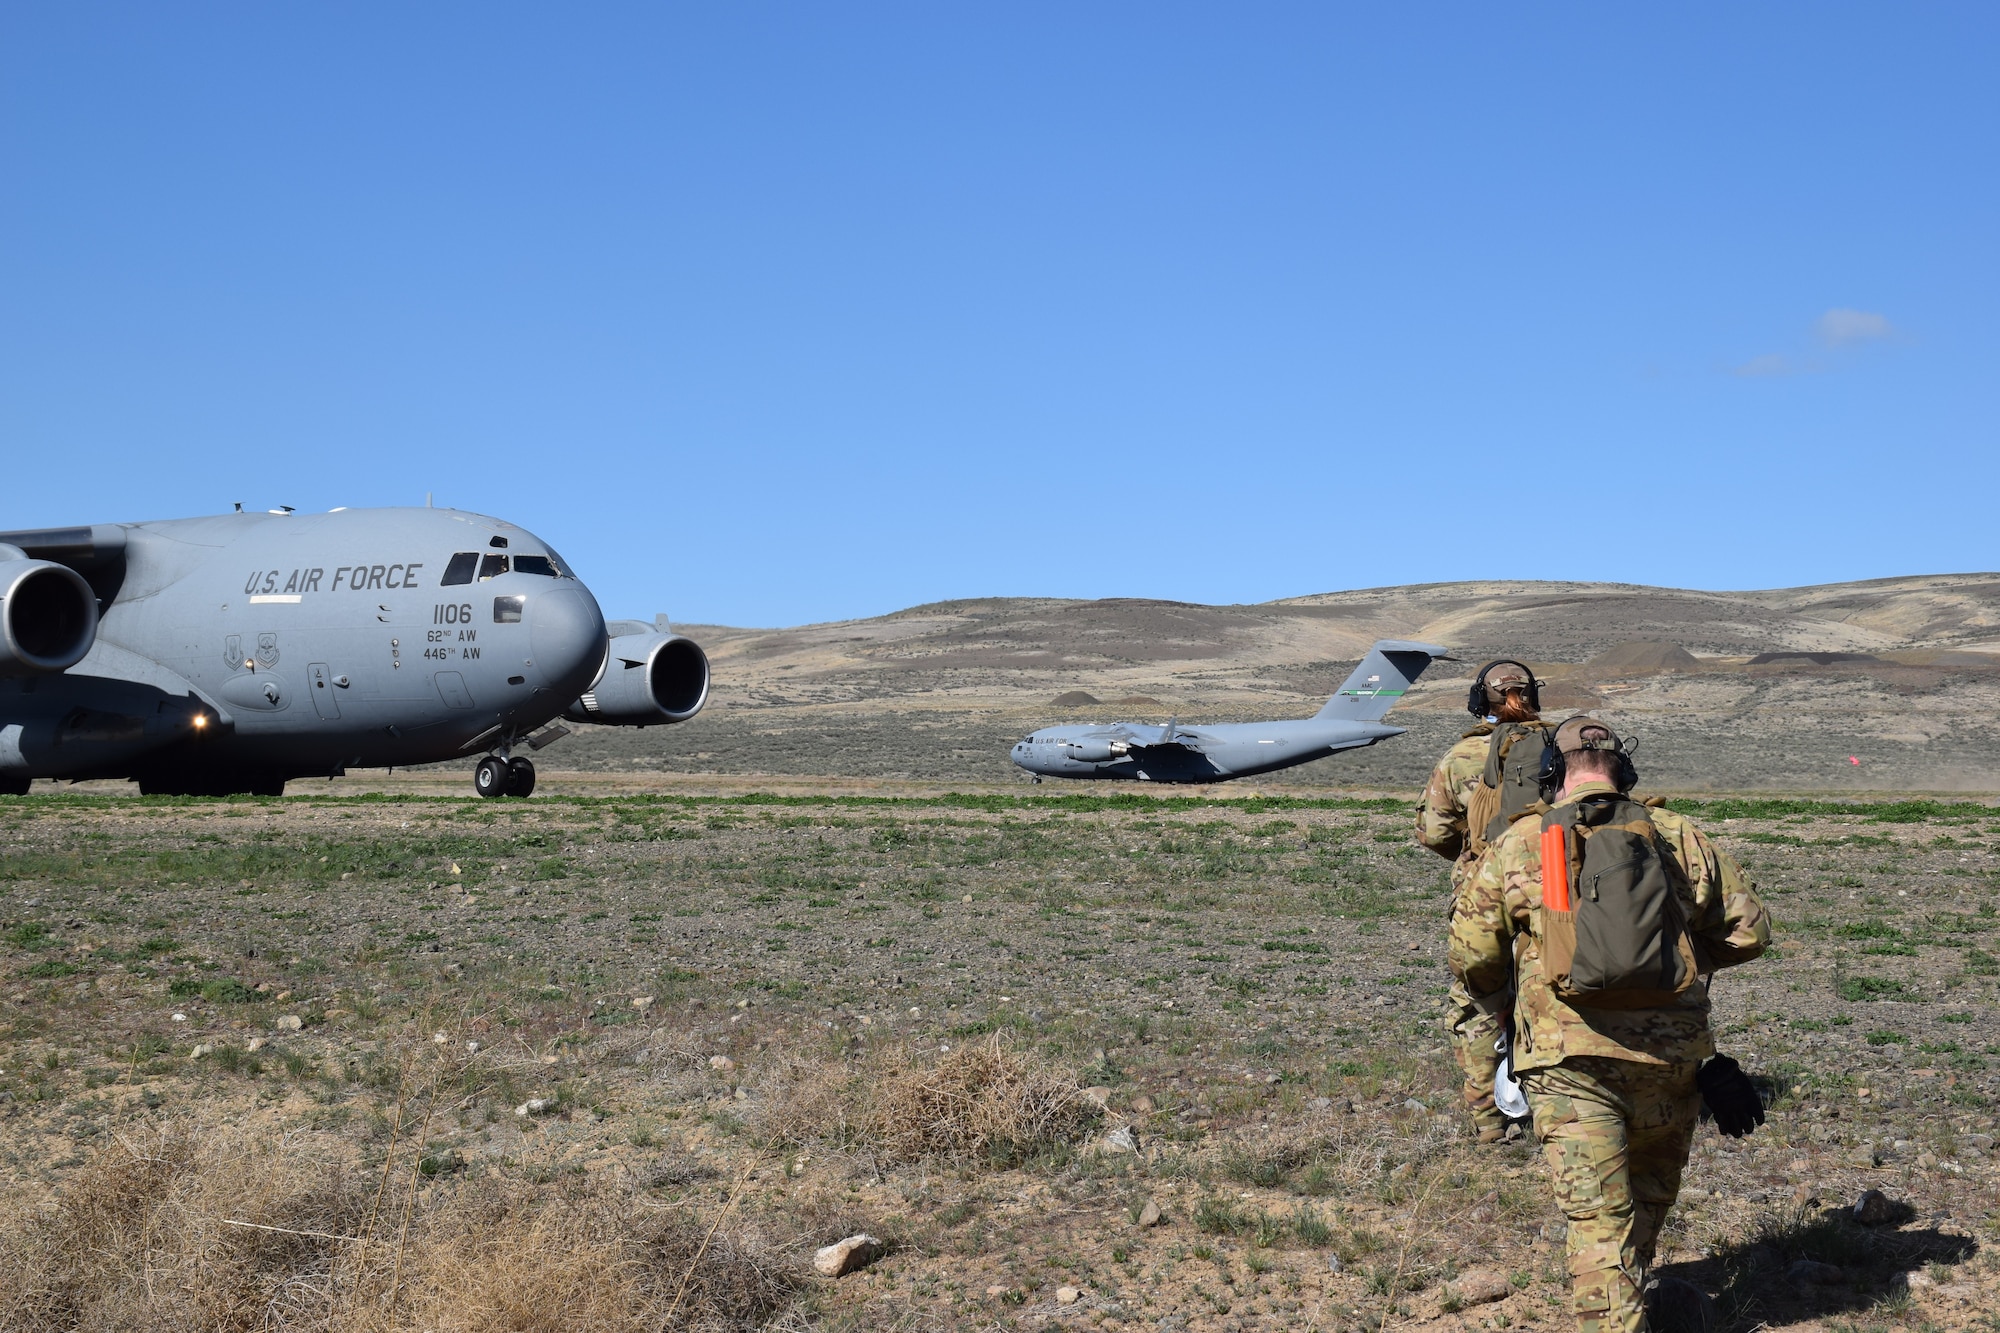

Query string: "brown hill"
[1587, 640, 1703, 674]
[561, 574, 2000, 794]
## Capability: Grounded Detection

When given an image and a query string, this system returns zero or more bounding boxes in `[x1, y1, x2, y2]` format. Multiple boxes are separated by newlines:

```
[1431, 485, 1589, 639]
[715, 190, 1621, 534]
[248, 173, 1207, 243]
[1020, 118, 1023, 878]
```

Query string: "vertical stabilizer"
[1314, 640, 1449, 722]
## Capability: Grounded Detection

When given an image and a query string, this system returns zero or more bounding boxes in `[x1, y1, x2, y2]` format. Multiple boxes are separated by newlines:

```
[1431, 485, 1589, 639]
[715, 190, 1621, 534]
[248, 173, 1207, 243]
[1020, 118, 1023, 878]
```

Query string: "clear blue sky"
[3, 6, 1994, 626]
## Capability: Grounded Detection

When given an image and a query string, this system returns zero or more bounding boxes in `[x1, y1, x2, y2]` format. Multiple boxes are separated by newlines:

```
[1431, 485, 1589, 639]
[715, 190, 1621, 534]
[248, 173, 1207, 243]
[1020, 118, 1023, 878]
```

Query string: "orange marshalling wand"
[1541, 824, 1570, 911]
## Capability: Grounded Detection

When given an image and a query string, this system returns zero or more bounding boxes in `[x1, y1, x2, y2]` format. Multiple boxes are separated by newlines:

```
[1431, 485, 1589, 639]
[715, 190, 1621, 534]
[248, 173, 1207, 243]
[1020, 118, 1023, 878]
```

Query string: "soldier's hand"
[1696, 1054, 1765, 1137]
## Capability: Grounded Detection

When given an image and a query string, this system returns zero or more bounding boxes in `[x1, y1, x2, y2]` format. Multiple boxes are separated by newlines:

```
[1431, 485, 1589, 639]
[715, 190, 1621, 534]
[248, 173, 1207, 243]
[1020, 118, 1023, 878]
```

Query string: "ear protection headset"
[1536, 725, 1639, 800]
[1466, 660, 1542, 718]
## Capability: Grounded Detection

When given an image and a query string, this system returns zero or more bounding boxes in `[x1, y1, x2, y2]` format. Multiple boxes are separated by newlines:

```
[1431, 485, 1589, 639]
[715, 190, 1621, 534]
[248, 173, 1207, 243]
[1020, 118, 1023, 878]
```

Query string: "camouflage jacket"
[1447, 779, 1772, 1070]
[1414, 725, 1494, 876]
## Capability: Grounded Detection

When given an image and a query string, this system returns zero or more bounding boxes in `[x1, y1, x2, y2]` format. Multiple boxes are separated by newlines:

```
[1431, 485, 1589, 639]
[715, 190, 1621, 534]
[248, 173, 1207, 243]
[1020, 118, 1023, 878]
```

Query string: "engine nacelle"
[1062, 739, 1130, 763]
[564, 632, 709, 726]
[0, 553, 98, 677]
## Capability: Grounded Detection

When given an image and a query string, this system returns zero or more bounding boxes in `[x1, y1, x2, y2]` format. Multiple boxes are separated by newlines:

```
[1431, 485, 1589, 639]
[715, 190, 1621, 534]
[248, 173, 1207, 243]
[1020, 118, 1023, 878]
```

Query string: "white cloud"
[1816, 308, 1894, 345]
[1731, 353, 1795, 378]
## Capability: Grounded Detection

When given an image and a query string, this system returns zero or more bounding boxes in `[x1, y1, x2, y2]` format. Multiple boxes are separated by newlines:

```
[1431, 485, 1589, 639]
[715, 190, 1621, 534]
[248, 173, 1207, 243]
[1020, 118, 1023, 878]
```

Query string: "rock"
[1082, 1085, 1112, 1109]
[1130, 1094, 1156, 1114]
[190, 1043, 213, 1059]
[1907, 1270, 1937, 1290]
[1308, 1097, 1333, 1111]
[171, 1012, 186, 1023]
[1055, 1284, 1082, 1304]
[1190, 1103, 1215, 1120]
[1848, 1142, 1880, 1169]
[275, 1014, 303, 1032]
[986, 1284, 1009, 1297]
[631, 995, 653, 1010]
[245, 1037, 267, 1053]
[1135, 1199, 1163, 1228]
[1788, 1259, 1845, 1286]
[813, 1233, 883, 1277]
[1964, 1133, 1994, 1151]
[515, 1097, 557, 1117]
[1326, 1255, 1343, 1274]
[1644, 1274, 1717, 1332]
[708, 1054, 735, 1071]
[1402, 1097, 1429, 1113]
[1443, 1266, 1511, 1308]
[1103, 1126, 1139, 1154]
[1853, 1188, 1906, 1225]
[1917, 1151, 1940, 1170]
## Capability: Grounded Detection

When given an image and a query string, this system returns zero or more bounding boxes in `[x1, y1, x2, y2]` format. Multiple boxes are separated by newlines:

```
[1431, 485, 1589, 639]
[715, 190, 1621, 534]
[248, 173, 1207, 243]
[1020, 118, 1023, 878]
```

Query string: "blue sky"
[3, 6, 1994, 626]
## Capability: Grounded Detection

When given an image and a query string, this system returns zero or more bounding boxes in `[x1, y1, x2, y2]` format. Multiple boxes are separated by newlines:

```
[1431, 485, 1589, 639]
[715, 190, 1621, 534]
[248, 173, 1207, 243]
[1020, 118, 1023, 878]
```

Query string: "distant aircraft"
[1010, 640, 1447, 784]
[0, 508, 708, 798]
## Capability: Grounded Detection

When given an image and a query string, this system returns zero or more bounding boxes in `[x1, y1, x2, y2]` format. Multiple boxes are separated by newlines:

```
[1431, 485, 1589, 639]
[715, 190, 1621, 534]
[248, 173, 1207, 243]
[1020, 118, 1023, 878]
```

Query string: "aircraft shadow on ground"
[1651, 1199, 1977, 1331]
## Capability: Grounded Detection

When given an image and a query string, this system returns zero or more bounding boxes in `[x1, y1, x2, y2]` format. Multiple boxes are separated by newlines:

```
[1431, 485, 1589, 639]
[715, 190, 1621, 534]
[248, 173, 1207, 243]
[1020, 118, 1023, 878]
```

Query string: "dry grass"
[755, 1036, 1098, 1166]
[0, 1122, 801, 1333]
[866, 1036, 1097, 1164]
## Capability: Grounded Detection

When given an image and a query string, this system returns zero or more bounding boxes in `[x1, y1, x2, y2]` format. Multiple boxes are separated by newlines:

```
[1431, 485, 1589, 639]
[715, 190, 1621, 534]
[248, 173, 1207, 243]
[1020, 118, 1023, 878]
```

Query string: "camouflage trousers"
[1440, 978, 1506, 1134]
[1520, 1056, 1700, 1333]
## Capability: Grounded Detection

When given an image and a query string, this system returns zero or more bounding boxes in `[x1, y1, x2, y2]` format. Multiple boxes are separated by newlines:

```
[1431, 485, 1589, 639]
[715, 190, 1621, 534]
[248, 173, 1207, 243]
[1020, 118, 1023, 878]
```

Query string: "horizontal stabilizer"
[1314, 640, 1449, 722]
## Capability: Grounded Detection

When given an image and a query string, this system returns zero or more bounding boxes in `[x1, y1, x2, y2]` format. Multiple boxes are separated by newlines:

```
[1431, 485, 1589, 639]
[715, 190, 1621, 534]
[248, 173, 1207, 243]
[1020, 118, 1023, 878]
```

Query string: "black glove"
[1697, 1054, 1765, 1138]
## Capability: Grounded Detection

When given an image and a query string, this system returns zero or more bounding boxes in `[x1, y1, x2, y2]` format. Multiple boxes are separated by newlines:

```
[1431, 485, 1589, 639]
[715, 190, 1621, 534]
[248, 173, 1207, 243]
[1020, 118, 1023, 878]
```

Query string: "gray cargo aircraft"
[0, 507, 707, 798]
[1010, 640, 1447, 783]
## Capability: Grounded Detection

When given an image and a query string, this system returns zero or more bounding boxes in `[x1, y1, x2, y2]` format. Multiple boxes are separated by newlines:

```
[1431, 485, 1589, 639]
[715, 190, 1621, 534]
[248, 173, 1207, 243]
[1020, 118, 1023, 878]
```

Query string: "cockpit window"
[478, 553, 509, 580]
[513, 554, 559, 577]
[493, 595, 525, 624]
[441, 552, 480, 586]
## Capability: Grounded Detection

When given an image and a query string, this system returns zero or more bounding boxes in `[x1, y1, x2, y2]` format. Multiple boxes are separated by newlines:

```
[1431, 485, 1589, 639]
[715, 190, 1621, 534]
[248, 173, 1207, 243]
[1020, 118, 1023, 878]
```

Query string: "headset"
[1536, 723, 1639, 801]
[1466, 659, 1542, 718]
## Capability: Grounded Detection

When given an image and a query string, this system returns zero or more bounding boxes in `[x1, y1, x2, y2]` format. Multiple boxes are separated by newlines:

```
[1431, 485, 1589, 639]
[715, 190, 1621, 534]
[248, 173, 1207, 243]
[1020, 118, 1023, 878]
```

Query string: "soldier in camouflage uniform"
[1417, 661, 1545, 1142]
[1449, 717, 1769, 1333]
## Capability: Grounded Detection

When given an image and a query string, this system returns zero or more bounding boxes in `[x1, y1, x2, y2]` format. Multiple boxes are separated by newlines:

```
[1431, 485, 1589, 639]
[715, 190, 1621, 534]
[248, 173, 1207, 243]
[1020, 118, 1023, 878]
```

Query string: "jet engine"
[0, 550, 99, 677]
[564, 632, 709, 727]
[1062, 739, 1131, 763]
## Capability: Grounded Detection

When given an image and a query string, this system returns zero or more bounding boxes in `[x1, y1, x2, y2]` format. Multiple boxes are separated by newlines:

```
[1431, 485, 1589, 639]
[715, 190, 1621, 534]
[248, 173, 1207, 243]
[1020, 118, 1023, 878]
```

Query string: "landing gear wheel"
[0, 776, 29, 797]
[505, 757, 536, 798]
[474, 755, 509, 798]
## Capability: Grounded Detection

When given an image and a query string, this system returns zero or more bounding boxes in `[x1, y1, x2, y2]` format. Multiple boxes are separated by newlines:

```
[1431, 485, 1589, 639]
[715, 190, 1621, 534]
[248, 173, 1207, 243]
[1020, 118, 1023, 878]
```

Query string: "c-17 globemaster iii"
[1011, 640, 1447, 784]
[0, 506, 707, 798]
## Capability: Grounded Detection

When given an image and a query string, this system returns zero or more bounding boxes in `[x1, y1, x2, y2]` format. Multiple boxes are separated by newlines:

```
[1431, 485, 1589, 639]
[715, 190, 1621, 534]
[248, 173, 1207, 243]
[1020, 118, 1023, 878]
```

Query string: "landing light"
[192, 714, 209, 731]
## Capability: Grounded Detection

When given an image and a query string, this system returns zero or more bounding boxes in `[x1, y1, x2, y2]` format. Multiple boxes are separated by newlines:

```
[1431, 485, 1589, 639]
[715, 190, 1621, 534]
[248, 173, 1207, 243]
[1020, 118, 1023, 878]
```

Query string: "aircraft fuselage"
[0, 507, 627, 794]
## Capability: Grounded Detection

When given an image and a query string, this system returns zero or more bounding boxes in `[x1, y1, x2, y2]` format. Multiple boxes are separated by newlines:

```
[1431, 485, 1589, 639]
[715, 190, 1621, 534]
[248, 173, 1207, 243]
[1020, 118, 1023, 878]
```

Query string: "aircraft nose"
[528, 584, 608, 701]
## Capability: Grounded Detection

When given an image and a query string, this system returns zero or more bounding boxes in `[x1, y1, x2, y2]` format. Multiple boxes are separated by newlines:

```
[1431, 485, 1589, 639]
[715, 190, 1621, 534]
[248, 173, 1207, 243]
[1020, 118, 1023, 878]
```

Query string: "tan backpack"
[1535, 795, 1704, 1009]
[1461, 721, 1556, 858]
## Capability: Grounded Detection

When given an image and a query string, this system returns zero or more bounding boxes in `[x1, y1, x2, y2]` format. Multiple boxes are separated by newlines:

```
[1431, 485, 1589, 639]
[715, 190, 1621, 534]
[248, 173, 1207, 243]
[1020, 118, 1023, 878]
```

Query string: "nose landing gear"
[474, 752, 537, 799]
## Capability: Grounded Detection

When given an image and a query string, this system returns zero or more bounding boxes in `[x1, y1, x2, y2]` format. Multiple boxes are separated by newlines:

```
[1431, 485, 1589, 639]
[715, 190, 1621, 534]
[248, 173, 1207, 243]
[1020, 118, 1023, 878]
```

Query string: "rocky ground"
[5, 784, 2000, 1330]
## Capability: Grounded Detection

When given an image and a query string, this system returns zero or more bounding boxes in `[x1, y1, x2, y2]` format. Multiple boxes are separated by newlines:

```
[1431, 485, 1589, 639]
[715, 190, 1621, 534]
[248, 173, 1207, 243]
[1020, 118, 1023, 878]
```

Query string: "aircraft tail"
[1314, 640, 1450, 722]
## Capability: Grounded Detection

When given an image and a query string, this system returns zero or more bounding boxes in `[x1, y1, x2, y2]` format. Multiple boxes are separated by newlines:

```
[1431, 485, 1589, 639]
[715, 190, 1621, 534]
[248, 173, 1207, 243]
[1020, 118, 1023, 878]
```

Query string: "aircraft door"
[308, 663, 341, 720]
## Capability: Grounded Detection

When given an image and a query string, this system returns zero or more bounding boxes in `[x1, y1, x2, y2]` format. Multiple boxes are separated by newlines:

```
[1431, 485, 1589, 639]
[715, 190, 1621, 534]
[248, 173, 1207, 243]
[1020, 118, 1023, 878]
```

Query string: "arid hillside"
[555, 575, 2000, 795]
